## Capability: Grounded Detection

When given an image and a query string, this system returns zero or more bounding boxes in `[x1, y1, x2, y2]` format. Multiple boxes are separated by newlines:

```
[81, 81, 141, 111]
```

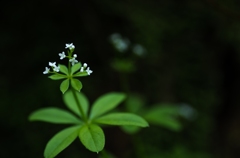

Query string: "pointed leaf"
[79, 124, 105, 153]
[71, 63, 81, 75]
[59, 64, 69, 75]
[71, 78, 82, 92]
[90, 93, 126, 119]
[44, 125, 81, 158]
[73, 72, 88, 77]
[63, 90, 89, 117]
[60, 79, 69, 94]
[144, 105, 182, 131]
[29, 107, 82, 124]
[48, 74, 67, 80]
[94, 113, 149, 127]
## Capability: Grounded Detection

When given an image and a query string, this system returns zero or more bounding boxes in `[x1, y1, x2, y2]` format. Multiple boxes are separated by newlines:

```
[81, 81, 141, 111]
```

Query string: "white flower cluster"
[43, 62, 60, 74]
[80, 63, 93, 75]
[43, 43, 93, 75]
[59, 43, 77, 65]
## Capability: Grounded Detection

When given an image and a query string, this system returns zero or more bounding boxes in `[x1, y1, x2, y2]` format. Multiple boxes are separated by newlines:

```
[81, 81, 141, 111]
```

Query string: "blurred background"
[1, 0, 240, 157]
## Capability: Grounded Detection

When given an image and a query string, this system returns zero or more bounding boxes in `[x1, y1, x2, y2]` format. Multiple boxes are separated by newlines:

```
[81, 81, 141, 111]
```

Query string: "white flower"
[53, 65, 60, 72]
[80, 67, 84, 72]
[49, 62, 56, 67]
[43, 67, 50, 74]
[83, 63, 87, 68]
[59, 51, 66, 60]
[86, 67, 93, 75]
[69, 54, 78, 65]
[65, 43, 75, 50]
[69, 58, 78, 66]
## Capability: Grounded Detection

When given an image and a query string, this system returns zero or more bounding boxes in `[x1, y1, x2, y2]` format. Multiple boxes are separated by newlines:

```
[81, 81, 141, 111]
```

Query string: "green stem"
[71, 88, 88, 122]
[120, 72, 129, 94]
[119, 72, 130, 109]
[100, 149, 110, 158]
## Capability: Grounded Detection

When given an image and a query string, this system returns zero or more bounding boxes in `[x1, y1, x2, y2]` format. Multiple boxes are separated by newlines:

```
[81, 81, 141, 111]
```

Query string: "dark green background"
[1, 0, 240, 157]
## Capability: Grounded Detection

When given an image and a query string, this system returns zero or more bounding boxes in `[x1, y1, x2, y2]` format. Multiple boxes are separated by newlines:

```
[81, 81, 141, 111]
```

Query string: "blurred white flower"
[59, 51, 66, 60]
[65, 43, 75, 50]
[49, 62, 56, 67]
[43, 67, 50, 74]
[86, 67, 93, 75]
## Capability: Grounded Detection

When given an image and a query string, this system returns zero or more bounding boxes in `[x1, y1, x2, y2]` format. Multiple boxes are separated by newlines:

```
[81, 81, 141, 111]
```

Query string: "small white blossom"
[86, 67, 93, 75]
[73, 54, 77, 58]
[59, 51, 66, 60]
[53, 65, 60, 72]
[69, 58, 78, 66]
[83, 63, 87, 68]
[65, 43, 75, 50]
[43, 67, 50, 74]
[80, 67, 84, 72]
[49, 62, 56, 67]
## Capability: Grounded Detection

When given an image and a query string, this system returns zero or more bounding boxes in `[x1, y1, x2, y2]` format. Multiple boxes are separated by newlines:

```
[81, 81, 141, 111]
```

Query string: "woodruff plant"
[29, 43, 149, 158]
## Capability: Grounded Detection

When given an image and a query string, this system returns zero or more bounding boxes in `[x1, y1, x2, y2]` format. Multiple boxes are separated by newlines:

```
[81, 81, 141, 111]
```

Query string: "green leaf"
[28, 107, 82, 124]
[73, 72, 88, 77]
[48, 74, 67, 80]
[90, 93, 126, 119]
[79, 124, 105, 153]
[59, 64, 69, 75]
[71, 63, 81, 75]
[63, 90, 89, 117]
[94, 113, 149, 127]
[125, 94, 145, 113]
[60, 79, 69, 94]
[111, 59, 136, 73]
[44, 125, 81, 158]
[71, 78, 82, 92]
[121, 125, 140, 134]
[144, 105, 182, 131]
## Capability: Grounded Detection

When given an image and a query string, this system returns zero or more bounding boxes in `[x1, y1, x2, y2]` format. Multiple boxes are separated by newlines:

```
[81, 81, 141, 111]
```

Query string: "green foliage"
[111, 59, 136, 73]
[79, 124, 105, 153]
[29, 89, 148, 157]
[90, 92, 126, 119]
[60, 79, 69, 94]
[144, 104, 182, 131]
[71, 63, 81, 75]
[121, 125, 140, 134]
[29, 44, 149, 157]
[63, 90, 89, 117]
[125, 94, 144, 113]
[73, 72, 89, 77]
[95, 113, 148, 127]
[44, 125, 81, 158]
[71, 78, 82, 92]
[59, 64, 69, 75]
[29, 107, 82, 124]
[121, 95, 183, 134]
[48, 74, 67, 80]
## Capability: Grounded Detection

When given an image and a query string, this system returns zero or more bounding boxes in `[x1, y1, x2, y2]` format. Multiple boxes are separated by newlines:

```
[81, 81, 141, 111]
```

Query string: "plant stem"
[71, 88, 88, 122]
[100, 149, 111, 158]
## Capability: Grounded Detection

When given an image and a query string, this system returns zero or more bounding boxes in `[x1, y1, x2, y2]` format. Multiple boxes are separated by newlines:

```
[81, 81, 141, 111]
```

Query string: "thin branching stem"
[71, 88, 88, 122]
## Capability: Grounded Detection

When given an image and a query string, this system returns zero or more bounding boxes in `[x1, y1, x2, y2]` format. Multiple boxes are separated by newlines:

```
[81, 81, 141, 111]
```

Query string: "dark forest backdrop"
[1, 0, 240, 158]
